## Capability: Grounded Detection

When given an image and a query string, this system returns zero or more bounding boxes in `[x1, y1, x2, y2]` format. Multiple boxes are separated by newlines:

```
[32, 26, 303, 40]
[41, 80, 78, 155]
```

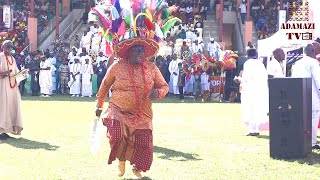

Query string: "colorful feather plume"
[88, 0, 180, 52]
[220, 51, 238, 69]
[161, 17, 181, 35]
[90, 8, 111, 30]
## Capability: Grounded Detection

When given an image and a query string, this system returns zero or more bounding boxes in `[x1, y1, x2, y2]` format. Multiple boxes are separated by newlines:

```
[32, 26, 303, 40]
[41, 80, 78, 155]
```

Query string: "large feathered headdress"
[88, 0, 180, 59]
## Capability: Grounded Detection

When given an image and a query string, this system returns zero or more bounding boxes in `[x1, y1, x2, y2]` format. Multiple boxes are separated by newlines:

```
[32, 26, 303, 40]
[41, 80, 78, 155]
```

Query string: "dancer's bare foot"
[118, 160, 125, 177]
[132, 167, 143, 179]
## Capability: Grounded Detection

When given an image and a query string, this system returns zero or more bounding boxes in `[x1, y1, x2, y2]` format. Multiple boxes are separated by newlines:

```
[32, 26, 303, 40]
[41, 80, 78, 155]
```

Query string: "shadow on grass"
[153, 146, 202, 161]
[272, 151, 320, 166]
[21, 95, 234, 104]
[257, 135, 269, 140]
[2, 137, 59, 151]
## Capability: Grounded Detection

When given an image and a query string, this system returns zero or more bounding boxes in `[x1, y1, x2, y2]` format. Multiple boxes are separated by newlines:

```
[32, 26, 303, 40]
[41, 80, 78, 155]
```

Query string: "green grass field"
[0, 95, 320, 180]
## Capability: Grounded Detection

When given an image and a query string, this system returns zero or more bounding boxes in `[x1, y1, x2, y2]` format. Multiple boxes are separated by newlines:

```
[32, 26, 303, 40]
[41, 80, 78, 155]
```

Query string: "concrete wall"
[38, 9, 83, 51]
[27, 18, 38, 52]
[222, 24, 234, 50]
[223, 11, 237, 24]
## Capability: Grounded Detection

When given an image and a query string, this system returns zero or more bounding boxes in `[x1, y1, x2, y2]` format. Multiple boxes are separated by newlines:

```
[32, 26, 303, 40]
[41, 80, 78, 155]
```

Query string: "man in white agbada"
[165, 42, 173, 57]
[39, 55, 56, 97]
[80, 51, 92, 65]
[80, 30, 92, 51]
[192, 40, 203, 54]
[91, 32, 101, 55]
[267, 48, 286, 78]
[0, 40, 23, 138]
[291, 44, 320, 149]
[69, 57, 82, 97]
[81, 58, 94, 97]
[241, 49, 269, 136]
[186, 27, 194, 40]
[169, 54, 182, 94]
[96, 52, 109, 67]
[48, 52, 57, 93]
[207, 38, 220, 58]
[68, 48, 77, 68]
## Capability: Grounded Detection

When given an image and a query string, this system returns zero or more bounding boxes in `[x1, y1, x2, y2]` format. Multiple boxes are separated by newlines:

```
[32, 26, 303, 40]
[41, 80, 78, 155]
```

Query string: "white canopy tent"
[257, 0, 319, 74]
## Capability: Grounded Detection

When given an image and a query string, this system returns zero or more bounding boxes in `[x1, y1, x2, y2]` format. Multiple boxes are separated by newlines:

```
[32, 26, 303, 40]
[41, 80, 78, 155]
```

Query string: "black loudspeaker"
[269, 78, 312, 159]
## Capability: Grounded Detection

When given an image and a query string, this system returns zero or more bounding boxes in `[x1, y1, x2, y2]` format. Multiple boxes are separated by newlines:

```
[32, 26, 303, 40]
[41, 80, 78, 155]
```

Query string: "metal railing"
[21, 43, 31, 53]
[235, 9, 246, 53]
[37, 15, 67, 45]
[60, 9, 84, 39]
[49, 9, 84, 51]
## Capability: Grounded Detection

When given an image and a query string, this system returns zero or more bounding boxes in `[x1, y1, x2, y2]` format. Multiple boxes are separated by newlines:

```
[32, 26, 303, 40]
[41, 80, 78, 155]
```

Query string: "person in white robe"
[48, 52, 57, 93]
[68, 49, 77, 69]
[81, 58, 94, 97]
[185, 28, 194, 40]
[69, 57, 82, 97]
[165, 42, 173, 57]
[168, 54, 182, 94]
[267, 48, 285, 78]
[192, 40, 203, 54]
[99, 37, 107, 55]
[157, 41, 167, 57]
[241, 49, 269, 136]
[80, 52, 92, 65]
[207, 38, 221, 58]
[77, 47, 87, 56]
[39, 55, 56, 97]
[91, 33, 101, 55]
[200, 71, 210, 93]
[68, 47, 77, 61]
[96, 52, 109, 67]
[80, 30, 92, 51]
[0, 40, 23, 137]
[291, 44, 320, 149]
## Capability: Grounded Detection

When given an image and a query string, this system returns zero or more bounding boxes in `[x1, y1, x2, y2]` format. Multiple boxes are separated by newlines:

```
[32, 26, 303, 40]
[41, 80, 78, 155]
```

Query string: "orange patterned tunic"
[96, 60, 169, 129]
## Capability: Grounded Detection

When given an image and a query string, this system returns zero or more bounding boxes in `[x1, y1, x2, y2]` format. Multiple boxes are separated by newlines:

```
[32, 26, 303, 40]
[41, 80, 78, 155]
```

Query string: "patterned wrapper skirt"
[103, 118, 153, 172]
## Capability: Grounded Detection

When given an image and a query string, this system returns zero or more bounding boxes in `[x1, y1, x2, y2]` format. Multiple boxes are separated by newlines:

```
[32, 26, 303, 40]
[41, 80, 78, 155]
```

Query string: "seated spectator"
[177, 29, 187, 39]
[199, 3, 208, 20]
[245, 41, 255, 52]
[258, 23, 269, 39]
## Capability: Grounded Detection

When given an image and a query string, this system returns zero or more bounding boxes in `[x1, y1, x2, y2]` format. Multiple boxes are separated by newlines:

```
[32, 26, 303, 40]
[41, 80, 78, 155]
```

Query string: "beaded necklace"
[127, 60, 148, 124]
[73, 63, 79, 73]
[5, 54, 17, 88]
[83, 63, 89, 73]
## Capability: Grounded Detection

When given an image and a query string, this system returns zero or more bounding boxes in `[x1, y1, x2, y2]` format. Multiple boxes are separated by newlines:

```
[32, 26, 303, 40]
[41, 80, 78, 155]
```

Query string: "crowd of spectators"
[251, 0, 296, 40]
[168, 0, 209, 23]
[0, 0, 56, 53]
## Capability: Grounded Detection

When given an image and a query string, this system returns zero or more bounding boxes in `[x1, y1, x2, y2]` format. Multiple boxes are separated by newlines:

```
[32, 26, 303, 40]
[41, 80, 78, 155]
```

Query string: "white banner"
[278, 10, 287, 30]
[3, 5, 11, 29]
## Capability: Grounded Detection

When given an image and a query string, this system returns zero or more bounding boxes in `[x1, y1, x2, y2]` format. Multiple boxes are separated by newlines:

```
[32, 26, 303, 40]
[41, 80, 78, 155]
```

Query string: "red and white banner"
[210, 77, 226, 94]
[2, 5, 12, 29]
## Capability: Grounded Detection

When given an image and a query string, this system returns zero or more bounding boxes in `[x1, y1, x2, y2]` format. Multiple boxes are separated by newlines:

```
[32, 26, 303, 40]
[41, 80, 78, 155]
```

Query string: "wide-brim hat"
[114, 38, 159, 59]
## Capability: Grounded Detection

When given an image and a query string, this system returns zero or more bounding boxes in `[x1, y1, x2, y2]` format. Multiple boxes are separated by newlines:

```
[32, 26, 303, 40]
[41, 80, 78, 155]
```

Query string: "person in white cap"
[39, 54, 56, 97]
[95, 52, 109, 67]
[192, 39, 203, 54]
[0, 40, 23, 139]
[207, 38, 220, 58]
